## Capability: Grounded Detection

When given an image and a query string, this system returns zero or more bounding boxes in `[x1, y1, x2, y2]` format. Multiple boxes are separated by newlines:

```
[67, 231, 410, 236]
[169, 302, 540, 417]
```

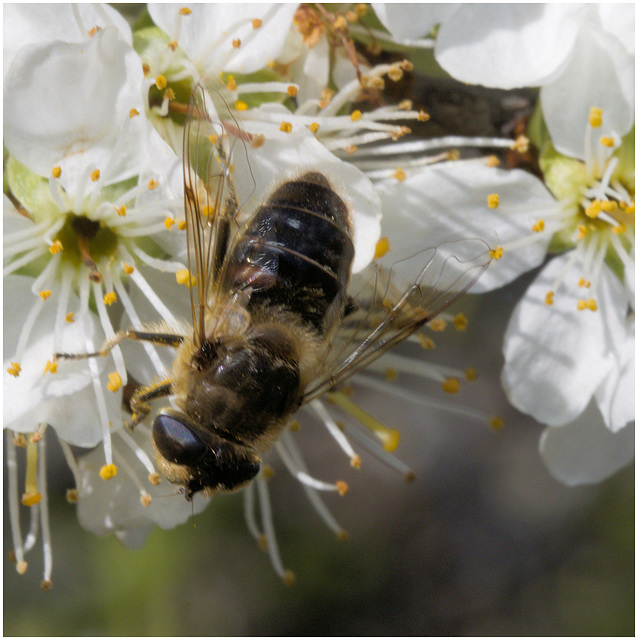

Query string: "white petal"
[595, 315, 635, 432]
[3, 275, 113, 447]
[541, 23, 635, 159]
[290, 34, 330, 104]
[375, 161, 554, 292]
[372, 3, 459, 40]
[149, 3, 298, 75]
[595, 4, 635, 55]
[4, 28, 146, 185]
[540, 401, 634, 486]
[502, 255, 627, 427]
[76, 428, 209, 545]
[436, 4, 580, 89]
[3, 3, 132, 78]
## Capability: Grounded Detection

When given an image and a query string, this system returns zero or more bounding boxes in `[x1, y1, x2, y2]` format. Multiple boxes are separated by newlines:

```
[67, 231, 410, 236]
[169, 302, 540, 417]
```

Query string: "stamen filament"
[326, 391, 400, 452]
[38, 431, 53, 587]
[309, 399, 359, 463]
[6, 433, 26, 573]
[274, 440, 343, 492]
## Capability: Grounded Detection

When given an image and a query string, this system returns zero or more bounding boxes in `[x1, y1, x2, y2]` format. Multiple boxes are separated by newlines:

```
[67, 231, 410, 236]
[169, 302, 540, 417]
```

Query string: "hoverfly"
[57, 81, 490, 500]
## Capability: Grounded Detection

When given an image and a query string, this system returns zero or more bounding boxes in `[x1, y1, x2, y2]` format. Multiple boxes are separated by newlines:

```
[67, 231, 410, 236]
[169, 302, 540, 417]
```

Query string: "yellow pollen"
[623, 202, 635, 215]
[148, 179, 159, 190]
[393, 166, 407, 182]
[149, 472, 161, 485]
[252, 18, 262, 28]
[578, 278, 591, 288]
[280, 121, 292, 133]
[446, 149, 461, 161]
[387, 66, 403, 82]
[334, 15, 347, 30]
[577, 298, 598, 312]
[202, 206, 215, 217]
[400, 59, 414, 71]
[21, 491, 42, 506]
[465, 367, 477, 381]
[399, 99, 413, 110]
[600, 136, 615, 148]
[226, 76, 237, 91]
[287, 85, 298, 98]
[99, 463, 118, 480]
[168, 40, 178, 51]
[418, 334, 435, 350]
[155, 75, 167, 90]
[142, 63, 150, 75]
[441, 377, 461, 394]
[66, 488, 79, 503]
[417, 110, 430, 122]
[13, 434, 27, 447]
[283, 571, 296, 587]
[327, 392, 400, 452]
[486, 155, 500, 168]
[7, 362, 21, 377]
[232, 38, 241, 48]
[350, 454, 362, 469]
[65, 311, 75, 323]
[346, 10, 358, 22]
[90, 169, 100, 182]
[453, 313, 468, 331]
[385, 368, 398, 381]
[612, 223, 627, 234]
[16, 561, 28, 575]
[532, 219, 545, 233]
[115, 204, 126, 216]
[345, 145, 358, 154]
[251, 134, 266, 149]
[585, 199, 602, 218]
[39, 290, 51, 300]
[577, 224, 588, 239]
[164, 217, 175, 230]
[43, 360, 58, 375]
[179, 7, 191, 15]
[350, 109, 362, 122]
[374, 236, 390, 259]
[140, 493, 152, 507]
[129, 108, 140, 118]
[356, 3, 368, 16]
[176, 269, 197, 287]
[545, 291, 554, 305]
[513, 135, 529, 153]
[106, 371, 122, 392]
[392, 126, 411, 141]
[177, 219, 187, 231]
[309, 122, 320, 134]
[87, 26, 101, 38]
[103, 291, 117, 306]
[487, 193, 500, 208]
[336, 481, 349, 496]
[489, 416, 505, 431]
[49, 240, 63, 254]
[490, 246, 504, 261]
[589, 107, 603, 128]
[262, 464, 275, 479]
[601, 200, 618, 213]
[429, 318, 447, 332]
[235, 100, 248, 111]
[52, 166, 62, 178]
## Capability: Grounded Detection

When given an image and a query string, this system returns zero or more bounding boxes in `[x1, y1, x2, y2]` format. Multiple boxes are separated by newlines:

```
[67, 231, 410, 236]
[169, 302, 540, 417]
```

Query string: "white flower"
[500, 109, 634, 484]
[3, 27, 185, 586]
[372, 3, 635, 158]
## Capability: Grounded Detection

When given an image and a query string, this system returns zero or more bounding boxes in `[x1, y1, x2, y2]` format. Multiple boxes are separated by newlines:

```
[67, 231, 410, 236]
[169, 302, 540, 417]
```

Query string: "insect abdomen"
[227, 173, 354, 333]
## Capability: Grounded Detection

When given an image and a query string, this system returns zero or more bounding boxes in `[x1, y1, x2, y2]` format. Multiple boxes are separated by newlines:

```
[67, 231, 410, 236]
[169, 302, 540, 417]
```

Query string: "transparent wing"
[183, 81, 255, 345]
[302, 238, 491, 402]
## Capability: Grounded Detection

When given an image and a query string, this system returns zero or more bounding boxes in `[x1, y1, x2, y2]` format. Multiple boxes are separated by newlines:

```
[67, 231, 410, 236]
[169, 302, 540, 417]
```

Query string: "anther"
[176, 269, 197, 287]
[441, 377, 461, 393]
[99, 463, 118, 480]
[52, 166, 62, 178]
[107, 372, 122, 392]
[487, 193, 500, 208]
[589, 107, 603, 128]
[280, 122, 292, 133]
[374, 237, 390, 259]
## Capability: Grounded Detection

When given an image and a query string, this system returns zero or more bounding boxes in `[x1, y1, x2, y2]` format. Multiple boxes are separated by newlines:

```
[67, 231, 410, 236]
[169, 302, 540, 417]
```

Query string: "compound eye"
[152, 413, 206, 466]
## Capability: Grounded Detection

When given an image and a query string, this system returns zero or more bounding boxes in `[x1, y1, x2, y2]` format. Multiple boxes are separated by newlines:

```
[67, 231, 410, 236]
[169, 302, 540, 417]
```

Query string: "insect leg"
[128, 380, 173, 430]
[55, 330, 186, 361]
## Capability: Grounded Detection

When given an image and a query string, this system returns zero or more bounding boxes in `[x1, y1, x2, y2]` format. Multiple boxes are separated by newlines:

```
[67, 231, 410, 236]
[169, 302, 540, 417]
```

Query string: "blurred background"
[3, 6, 634, 635]
[4, 279, 634, 636]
